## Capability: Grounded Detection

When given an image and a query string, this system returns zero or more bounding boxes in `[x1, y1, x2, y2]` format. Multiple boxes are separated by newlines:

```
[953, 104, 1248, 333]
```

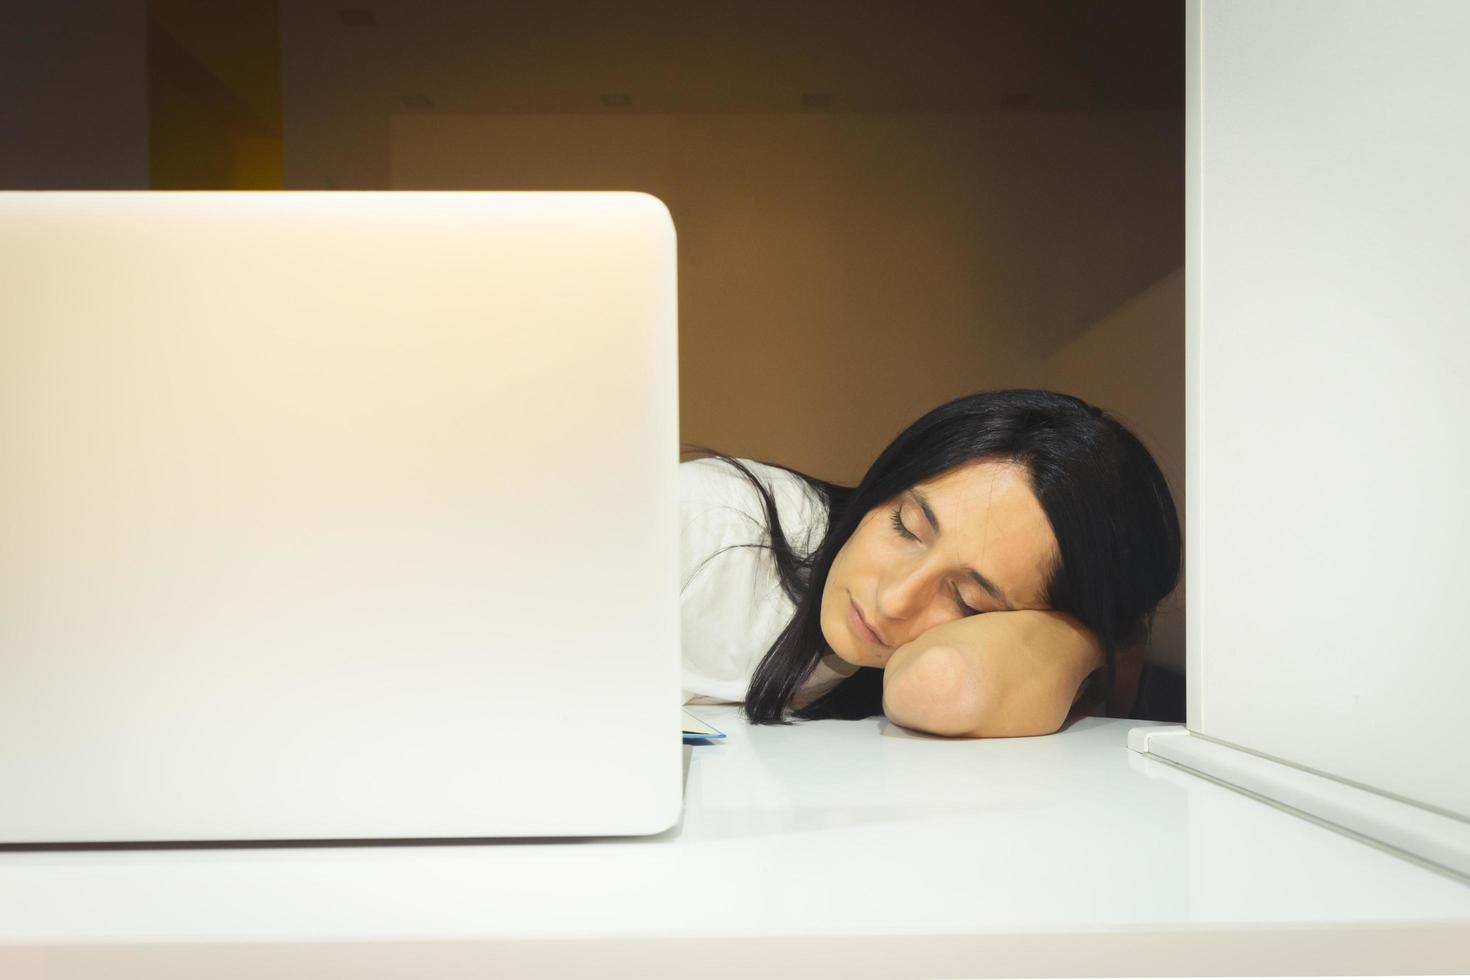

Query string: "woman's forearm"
[880, 612, 1007, 726]
[881, 611, 1103, 738]
[882, 643, 992, 736]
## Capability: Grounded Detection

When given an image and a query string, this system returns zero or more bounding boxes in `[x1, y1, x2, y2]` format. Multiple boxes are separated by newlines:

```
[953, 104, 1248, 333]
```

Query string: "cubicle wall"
[1187, 0, 1470, 820]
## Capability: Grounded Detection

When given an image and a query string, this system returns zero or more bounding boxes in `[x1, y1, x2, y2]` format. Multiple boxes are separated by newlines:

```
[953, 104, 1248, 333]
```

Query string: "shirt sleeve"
[677, 457, 768, 598]
[677, 457, 830, 705]
[678, 458, 771, 703]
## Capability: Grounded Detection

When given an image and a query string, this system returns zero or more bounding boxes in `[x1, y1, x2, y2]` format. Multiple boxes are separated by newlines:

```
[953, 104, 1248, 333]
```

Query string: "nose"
[876, 560, 947, 633]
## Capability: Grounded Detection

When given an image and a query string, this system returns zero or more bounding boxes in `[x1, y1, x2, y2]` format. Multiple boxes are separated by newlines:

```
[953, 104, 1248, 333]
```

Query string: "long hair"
[681, 388, 1182, 726]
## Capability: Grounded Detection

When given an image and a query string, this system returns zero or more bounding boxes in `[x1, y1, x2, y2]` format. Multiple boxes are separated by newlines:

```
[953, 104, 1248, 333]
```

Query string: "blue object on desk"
[682, 709, 726, 742]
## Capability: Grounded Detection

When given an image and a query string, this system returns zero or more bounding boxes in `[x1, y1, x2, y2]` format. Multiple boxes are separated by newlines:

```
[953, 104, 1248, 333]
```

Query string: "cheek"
[845, 534, 884, 579]
[831, 542, 869, 591]
[826, 520, 883, 594]
[821, 543, 854, 613]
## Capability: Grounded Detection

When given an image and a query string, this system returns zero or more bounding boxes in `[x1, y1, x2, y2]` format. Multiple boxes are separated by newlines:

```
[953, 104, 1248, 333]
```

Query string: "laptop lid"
[0, 191, 682, 844]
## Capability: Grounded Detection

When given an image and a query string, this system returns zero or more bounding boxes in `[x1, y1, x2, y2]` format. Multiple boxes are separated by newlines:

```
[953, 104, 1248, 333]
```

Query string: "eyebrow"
[907, 488, 1015, 610]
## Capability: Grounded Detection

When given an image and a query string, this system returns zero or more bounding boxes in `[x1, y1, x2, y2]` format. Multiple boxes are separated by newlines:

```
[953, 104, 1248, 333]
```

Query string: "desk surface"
[2, 709, 1468, 978]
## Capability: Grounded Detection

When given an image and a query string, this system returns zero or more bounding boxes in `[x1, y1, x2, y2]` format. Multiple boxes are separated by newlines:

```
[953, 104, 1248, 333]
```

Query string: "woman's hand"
[881, 611, 1105, 738]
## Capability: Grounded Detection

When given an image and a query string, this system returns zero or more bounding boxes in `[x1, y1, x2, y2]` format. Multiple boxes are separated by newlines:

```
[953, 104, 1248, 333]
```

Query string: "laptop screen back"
[0, 191, 683, 844]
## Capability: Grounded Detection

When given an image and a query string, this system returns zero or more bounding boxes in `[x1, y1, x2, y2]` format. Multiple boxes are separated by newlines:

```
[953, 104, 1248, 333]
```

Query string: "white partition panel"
[1181, 0, 1470, 829]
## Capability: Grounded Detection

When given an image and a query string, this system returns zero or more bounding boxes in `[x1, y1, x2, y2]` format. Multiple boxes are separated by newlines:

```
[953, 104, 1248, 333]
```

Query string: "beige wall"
[1045, 267, 1185, 669]
[391, 110, 1181, 485]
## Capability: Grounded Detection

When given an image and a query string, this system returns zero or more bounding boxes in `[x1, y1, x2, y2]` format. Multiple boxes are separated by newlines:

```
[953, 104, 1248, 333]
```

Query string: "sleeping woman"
[678, 388, 1181, 737]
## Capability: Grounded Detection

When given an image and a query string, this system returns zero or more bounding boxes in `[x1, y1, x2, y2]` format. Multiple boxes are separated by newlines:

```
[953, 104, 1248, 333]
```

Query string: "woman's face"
[820, 458, 1059, 669]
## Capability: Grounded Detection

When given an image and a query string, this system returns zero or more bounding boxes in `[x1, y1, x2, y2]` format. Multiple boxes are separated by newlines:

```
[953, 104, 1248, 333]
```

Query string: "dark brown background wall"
[3, 0, 1184, 667]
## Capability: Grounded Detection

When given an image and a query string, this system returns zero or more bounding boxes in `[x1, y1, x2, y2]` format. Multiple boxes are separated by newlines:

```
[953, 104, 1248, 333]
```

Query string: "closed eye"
[889, 506, 980, 616]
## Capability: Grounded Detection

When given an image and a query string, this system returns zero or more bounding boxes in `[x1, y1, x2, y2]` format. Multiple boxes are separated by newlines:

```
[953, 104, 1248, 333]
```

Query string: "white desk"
[2, 708, 1468, 979]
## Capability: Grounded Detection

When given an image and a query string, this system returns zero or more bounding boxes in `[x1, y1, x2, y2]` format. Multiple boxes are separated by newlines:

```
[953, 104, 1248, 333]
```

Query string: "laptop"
[0, 191, 684, 844]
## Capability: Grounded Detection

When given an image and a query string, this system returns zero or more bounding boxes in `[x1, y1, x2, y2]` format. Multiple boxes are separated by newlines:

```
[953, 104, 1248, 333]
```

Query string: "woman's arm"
[881, 611, 1104, 738]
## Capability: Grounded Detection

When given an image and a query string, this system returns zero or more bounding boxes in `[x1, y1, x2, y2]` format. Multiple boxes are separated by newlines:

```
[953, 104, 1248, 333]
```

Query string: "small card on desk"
[682, 709, 726, 742]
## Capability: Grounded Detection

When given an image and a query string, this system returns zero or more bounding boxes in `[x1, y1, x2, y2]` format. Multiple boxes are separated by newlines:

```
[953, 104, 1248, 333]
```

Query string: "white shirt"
[679, 456, 861, 708]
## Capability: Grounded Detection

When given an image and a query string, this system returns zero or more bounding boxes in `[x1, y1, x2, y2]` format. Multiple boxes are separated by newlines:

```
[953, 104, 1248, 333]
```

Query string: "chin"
[820, 608, 850, 664]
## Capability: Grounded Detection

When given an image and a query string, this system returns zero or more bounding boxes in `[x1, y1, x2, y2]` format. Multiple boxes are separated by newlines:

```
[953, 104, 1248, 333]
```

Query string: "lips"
[850, 598, 886, 647]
